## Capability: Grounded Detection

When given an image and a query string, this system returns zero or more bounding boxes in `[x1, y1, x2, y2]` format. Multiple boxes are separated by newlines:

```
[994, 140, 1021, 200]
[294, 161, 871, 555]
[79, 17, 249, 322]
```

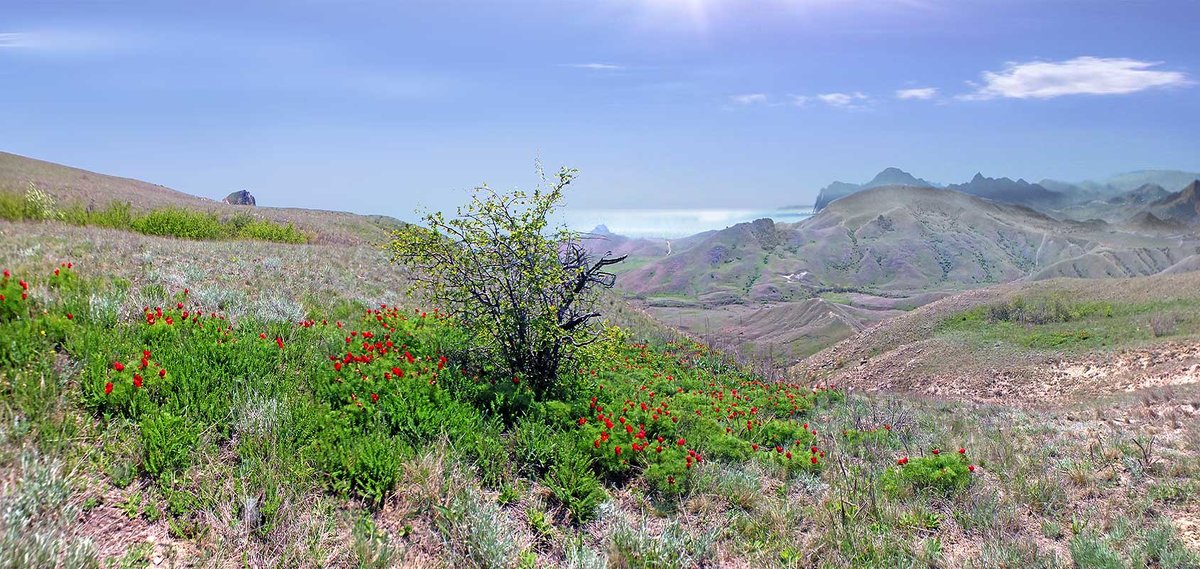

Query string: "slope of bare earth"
[0, 151, 402, 245]
[792, 271, 1200, 408]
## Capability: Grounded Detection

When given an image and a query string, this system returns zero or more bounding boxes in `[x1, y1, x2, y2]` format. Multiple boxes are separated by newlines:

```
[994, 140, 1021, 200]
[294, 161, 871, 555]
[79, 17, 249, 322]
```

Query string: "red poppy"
[371, 393, 379, 403]
[786, 451, 793, 459]
[159, 368, 166, 378]
[811, 456, 818, 465]
[958, 448, 966, 454]
[968, 464, 976, 473]
[66, 313, 73, 320]
[932, 449, 940, 455]
[19, 280, 28, 290]
[276, 337, 285, 349]
[614, 446, 622, 456]
[594, 439, 601, 448]
[334, 362, 343, 372]
[104, 382, 113, 395]
[677, 438, 686, 446]
[113, 362, 125, 372]
[133, 374, 143, 388]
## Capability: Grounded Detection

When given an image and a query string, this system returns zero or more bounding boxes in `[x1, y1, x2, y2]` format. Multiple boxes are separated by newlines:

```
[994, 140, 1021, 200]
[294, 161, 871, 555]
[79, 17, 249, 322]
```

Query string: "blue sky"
[2, 0, 1198, 218]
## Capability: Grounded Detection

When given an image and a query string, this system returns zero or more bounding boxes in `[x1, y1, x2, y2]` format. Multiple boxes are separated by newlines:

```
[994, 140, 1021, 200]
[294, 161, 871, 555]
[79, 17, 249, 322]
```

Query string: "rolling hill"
[0, 151, 402, 245]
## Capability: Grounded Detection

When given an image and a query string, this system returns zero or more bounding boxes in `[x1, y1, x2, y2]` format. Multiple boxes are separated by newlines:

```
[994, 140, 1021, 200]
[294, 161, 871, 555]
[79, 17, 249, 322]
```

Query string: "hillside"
[0, 151, 401, 245]
[793, 270, 1200, 406]
[617, 185, 1200, 362]
[2, 155, 1198, 567]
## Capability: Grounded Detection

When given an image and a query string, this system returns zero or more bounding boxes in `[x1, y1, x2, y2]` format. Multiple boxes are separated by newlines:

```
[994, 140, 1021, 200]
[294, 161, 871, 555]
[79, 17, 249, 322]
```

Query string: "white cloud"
[0, 29, 133, 53]
[730, 93, 768, 105]
[564, 63, 625, 71]
[965, 56, 1191, 100]
[816, 91, 868, 108]
[896, 87, 938, 100]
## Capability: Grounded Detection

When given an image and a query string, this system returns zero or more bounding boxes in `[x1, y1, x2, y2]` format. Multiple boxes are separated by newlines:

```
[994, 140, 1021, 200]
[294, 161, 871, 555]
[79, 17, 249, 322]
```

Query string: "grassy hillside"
[5, 250, 1199, 568]
[1, 155, 1198, 567]
[0, 151, 402, 245]
[794, 271, 1200, 405]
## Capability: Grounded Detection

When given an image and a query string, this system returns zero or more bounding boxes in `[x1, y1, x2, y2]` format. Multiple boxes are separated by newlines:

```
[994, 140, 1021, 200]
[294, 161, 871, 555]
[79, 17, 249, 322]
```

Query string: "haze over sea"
[560, 207, 814, 239]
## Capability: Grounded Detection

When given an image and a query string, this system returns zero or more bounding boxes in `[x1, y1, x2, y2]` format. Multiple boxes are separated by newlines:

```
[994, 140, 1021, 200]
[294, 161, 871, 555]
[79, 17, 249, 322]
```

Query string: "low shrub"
[884, 450, 974, 495]
[543, 448, 606, 524]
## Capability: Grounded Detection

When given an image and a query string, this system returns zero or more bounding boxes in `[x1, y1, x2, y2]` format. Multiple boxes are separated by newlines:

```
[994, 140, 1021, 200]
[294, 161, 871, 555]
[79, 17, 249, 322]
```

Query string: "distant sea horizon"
[558, 207, 815, 239]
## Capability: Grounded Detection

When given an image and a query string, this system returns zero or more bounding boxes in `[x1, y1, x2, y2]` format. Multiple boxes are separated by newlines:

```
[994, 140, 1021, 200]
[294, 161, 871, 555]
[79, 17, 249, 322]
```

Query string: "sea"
[558, 207, 815, 239]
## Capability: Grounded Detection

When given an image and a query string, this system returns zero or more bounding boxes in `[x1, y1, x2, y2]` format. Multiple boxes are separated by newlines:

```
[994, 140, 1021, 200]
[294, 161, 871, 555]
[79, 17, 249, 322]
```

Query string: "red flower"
[104, 382, 113, 395]
[133, 374, 143, 388]
[334, 362, 343, 372]
[66, 313, 73, 320]
[811, 456, 818, 465]
[968, 464, 976, 473]
[371, 393, 379, 403]
[19, 280, 28, 290]
[512, 377, 520, 385]
[751, 443, 759, 451]
[932, 448, 940, 455]
[113, 362, 125, 372]
[577, 417, 587, 425]
[811, 446, 818, 454]
[276, 337, 285, 349]
[159, 368, 166, 378]
[259, 333, 267, 340]
[786, 451, 793, 459]
[677, 438, 686, 446]
[958, 448, 966, 454]
[614, 446, 622, 456]
[404, 351, 415, 364]
[1, 269, 7, 278]
[594, 439, 601, 448]
[438, 355, 447, 370]
[897, 457, 909, 465]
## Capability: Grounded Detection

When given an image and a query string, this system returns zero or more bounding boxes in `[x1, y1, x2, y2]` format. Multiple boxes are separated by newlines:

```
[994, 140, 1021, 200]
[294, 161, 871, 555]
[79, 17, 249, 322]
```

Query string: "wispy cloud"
[816, 91, 869, 109]
[896, 87, 938, 100]
[563, 63, 625, 71]
[0, 29, 134, 53]
[964, 56, 1191, 100]
[730, 93, 768, 105]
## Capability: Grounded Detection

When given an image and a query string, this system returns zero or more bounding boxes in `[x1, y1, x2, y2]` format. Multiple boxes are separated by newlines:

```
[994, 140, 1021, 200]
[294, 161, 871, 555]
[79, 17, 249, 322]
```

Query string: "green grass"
[1, 188, 310, 244]
[2, 261, 1198, 567]
[937, 295, 1199, 351]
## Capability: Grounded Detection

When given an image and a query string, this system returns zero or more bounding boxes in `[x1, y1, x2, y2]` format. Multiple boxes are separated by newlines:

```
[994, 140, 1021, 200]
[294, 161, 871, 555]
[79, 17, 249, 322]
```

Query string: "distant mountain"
[1107, 184, 1169, 206]
[1144, 180, 1200, 226]
[1041, 170, 1200, 201]
[812, 167, 936, 211]
[944, 173, 1064, 208]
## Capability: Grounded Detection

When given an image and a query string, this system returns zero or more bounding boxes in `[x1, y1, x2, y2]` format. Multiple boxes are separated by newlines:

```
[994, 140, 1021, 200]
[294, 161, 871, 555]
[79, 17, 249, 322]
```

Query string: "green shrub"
[236, 218, 309, 244]
[0, 190, 25, 221]
[512, 417, 560, 477]
[141, 411, 200, 482]
[131, 208, 225, 240]
[543, 448, 606, 524]
[883, 452, 973, 495]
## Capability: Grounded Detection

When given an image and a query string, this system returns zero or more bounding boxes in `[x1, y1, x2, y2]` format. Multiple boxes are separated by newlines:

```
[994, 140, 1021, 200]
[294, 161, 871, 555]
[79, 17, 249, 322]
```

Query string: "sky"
[2, 0, 1198, 219]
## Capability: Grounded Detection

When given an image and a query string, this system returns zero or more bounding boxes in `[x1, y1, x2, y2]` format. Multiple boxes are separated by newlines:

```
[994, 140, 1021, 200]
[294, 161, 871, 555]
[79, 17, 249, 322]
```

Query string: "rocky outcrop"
[223, 190, 256, 206]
